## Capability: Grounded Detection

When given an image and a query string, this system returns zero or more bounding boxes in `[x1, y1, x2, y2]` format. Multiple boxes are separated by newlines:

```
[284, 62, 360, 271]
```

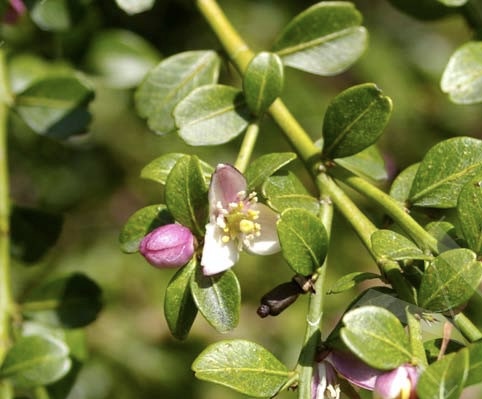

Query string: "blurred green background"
[4, 0, 482, 398]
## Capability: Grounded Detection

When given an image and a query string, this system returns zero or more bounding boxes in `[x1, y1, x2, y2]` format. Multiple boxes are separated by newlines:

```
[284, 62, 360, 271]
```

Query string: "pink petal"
[209, 164, 247, 212]
[201, 223, 239, 275]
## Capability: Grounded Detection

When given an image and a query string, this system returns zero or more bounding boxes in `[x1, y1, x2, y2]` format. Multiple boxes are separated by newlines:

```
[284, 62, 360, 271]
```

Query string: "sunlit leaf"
[371, 230, 431, 261]
[457, 175, 482, 254]
[115, 0, 155, 15]
[327, 272, 380, 294]
[335, 145, 388, 182]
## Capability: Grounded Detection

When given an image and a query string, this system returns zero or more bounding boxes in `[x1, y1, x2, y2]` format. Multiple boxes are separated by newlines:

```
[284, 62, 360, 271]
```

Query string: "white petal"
[245, 203, 280, 255]
[201, 223, 239, 275]
[209, 164, 247, 212]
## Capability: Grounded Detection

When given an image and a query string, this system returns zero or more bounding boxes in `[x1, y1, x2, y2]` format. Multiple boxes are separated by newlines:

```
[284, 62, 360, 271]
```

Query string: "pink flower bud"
[139, 224, 195, 268]
[4, 0, 26, 24]
[374, 364, 419, 399]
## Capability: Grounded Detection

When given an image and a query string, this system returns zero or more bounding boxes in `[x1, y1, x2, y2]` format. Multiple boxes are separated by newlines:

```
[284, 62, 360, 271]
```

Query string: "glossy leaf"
[141, 153, 213, 185]
[272, 2, 368, 76]
[263, 172, 319, 214]
[243, 52, 284, 115]
[164, 258, 198, 340]
[341, 306, 411, 370]
[21, 273, 102, 329]
[115, 0, 155, 15]
[245, 152, 297, 190]
[174, 84, 251, 146]
[10, 206, 63, 263]
[417, 349, 469, 399]
[277, 208, 328, 275]
[165, 155, 208, 237]
[457, 176, 482, 253]
[466, 341, 482, 386]
[192, 339, 290, 398]
[441, 41, 482, 104]
[84, 29, 161, 89]
[390, 163, 420, 204]
[0, 335, 71, 388]
[335, 145, 388, 182]
[327, 272, 380, 294]
[418, 248, 482, 312]
[322, 83, 392, 159]
[371, 230, 431, 261]
[409, 137, 482, 208]
[190, 267, 240, 333]
[406, 310, 428, 368]
[14, 76, 94, 139]
[119, 204, 174, 253]
[135, 50, 220, 134]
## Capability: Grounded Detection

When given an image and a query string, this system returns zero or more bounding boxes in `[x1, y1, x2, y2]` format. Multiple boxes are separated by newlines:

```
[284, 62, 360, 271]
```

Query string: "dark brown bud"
[256, 280, 304, 318]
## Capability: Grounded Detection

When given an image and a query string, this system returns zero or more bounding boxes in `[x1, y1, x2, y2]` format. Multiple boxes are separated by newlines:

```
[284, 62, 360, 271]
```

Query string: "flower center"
[216, 191, 261, 248]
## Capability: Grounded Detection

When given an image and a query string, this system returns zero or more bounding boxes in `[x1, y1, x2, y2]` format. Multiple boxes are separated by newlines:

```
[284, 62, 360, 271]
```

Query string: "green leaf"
[340, 306, 412, 370]
[371, 230, 431, 261]
[327, 272, 380, 294]
[84, 29, 161, 89]
[418, 248, 482, 312]
[409, 137, 482, 208]
[466, 341, 482, 386]
[0, 335, 71, 388]
[322, 83, 392, 159]
[14, 76, 94, 139]
[192, 339, 290, 398]
[135, 50, 220, 134]
[190, 267, 240, 333]
[277, 208, 328, 274]
[165, 155, 208, 237]
[272, 2, 368, 76]
[164, 259, 198, 340]
[245, 152, 297, 190]
[119, 204, 174, 253]
[407, 310, 428, 368]
[10, 206, 63, 263]
[441, 41, 482, 104]
[243, 52, 284, 115]
[417, 349, 469, 399]
[335, 145, 388, 182]
[390, 163, 420, 204]
[174, 84, 251, 146]
[115, 0, 155, 15]
[262, 172, 319, 214]
[141, 153, 213, 185]
[437, 0, 468, 5]
[21, 273, 102, 329]
[457, 176, 482, 253]
[30, 0, 72, 32]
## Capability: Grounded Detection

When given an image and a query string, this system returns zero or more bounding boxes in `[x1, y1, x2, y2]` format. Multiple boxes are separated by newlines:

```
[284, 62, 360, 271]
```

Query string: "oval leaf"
[322, 83, 392, 159]
[192, 339, 290, 398]
[245, 152, 297, 190]
[418, 248, 482, 312]
[14, 76, 94, 139]
[141, 153, 213, 185]
[165, 155, 208, 237]
[84, 29, 161, 89]
[262, 171, 319, 215]
[174, 84, 251, 146]
[21, 273, 102, 329]
[417, 349, 469, 399]
[190, 267, 240, 333]
[164, 259, 198, 341]
[457, 176, 482, 254]
[119, 204, 174, 253]
[135, 50, 220, 134]
[389, 163, 420, 204]
[335, 145, 388, 182]
[116, 0, 155, 15]
[277, 208, 328, 274]
[409, 137, 482, 208]
[441, 41, 482, 104]
[327, 272, 380, 294]
[341, 306, 412, 370]
[371, 230, 431, 261]
[272, 2, 368, 76]
[243, 52, 284, 115]
[466, 341, 482, 386]
[0, 335, 71, 388]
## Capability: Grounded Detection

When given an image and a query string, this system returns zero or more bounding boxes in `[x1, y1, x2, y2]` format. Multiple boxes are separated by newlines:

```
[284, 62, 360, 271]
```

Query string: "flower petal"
[201, 223, 239, 275]
[209, 164, 247, 212]
[245, 203, 280, 255]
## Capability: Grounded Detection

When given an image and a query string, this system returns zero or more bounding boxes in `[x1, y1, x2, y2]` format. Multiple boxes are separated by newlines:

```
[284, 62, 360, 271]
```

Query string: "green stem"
[0, 50, 13, 365]
[297, 198, 333, 399]
[234, 121, 259, 173]
[453, 312, 482, 342]
[331, 165, 440, 254]
[33, 386, 51, 399]
[0, 380, 13, 399]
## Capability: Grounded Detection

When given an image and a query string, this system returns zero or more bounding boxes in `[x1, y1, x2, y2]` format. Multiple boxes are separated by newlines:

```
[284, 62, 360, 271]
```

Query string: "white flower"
[201, 164, 280, 276]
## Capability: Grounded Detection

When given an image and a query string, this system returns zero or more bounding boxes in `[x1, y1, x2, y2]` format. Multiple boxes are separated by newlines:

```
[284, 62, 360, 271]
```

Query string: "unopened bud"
[139, 224, 195, 268]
